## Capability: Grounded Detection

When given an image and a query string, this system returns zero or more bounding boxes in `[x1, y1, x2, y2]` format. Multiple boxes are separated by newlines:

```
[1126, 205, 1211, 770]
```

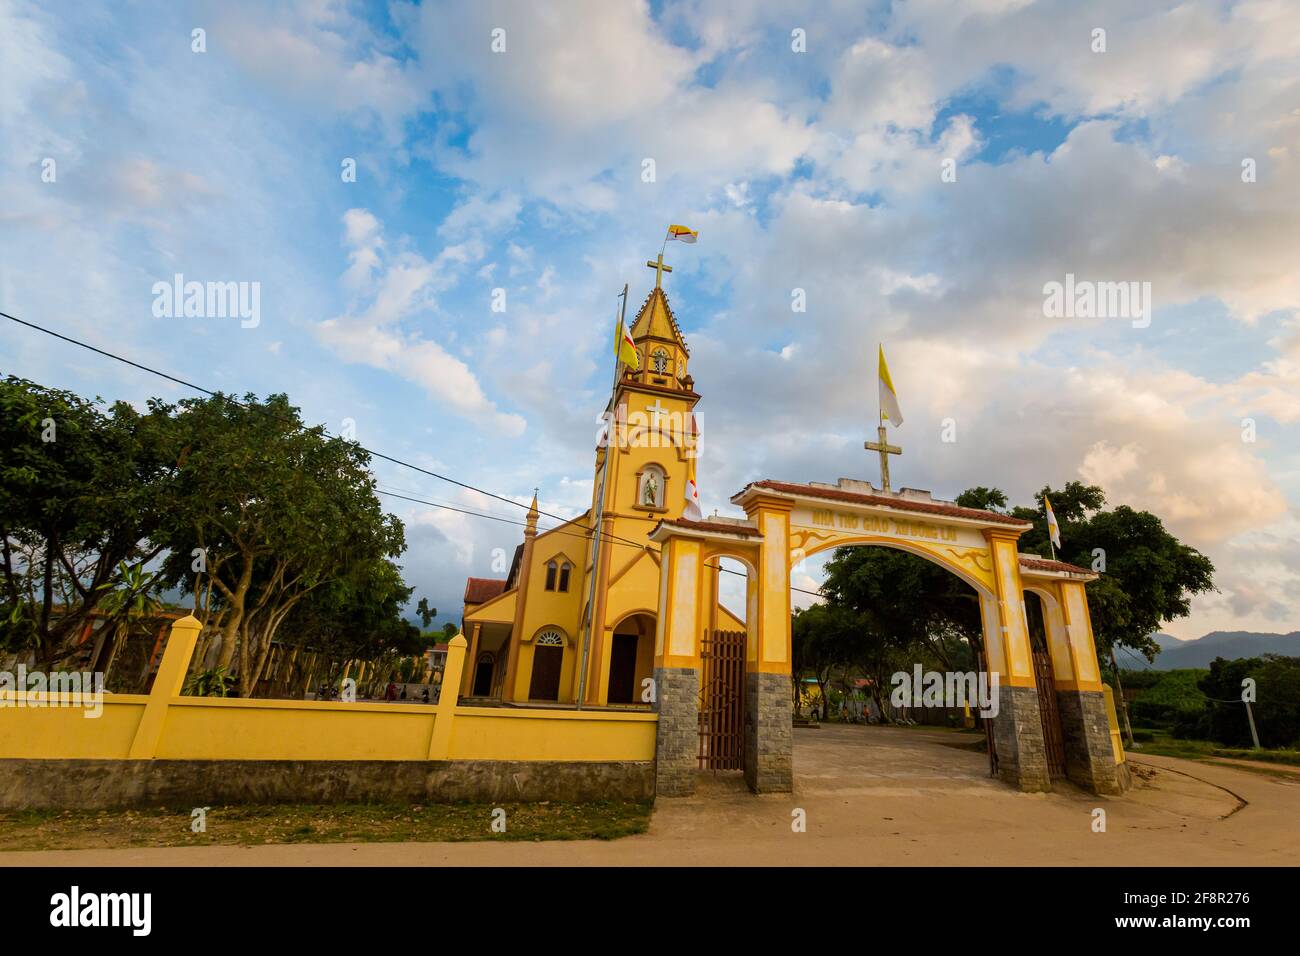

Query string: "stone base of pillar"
[992, 683, 1053, 792]
[653, 667, 699, 797]
[744, 671, 793, 793]
[1057, 689, 1130, 795]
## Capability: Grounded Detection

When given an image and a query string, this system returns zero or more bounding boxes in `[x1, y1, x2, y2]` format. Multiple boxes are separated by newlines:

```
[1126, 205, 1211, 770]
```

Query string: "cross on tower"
[646, 253, 673, 288]
[646, 399, 669, 428]
[865, 424, 902, 493]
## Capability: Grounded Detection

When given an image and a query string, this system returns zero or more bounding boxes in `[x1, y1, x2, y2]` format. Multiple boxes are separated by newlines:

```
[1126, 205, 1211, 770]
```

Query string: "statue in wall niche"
[643, 474, 658, 506]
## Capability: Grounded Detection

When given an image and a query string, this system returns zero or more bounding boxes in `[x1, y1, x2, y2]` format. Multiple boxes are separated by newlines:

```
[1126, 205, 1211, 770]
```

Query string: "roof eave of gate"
[648, 517, 762, 544]
[731, 480, 1033, 531]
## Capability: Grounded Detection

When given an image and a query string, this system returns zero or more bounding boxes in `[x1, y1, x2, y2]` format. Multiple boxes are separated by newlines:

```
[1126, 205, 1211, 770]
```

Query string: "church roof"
[463, 577, 507, 604]
[629, 287, 690, 355]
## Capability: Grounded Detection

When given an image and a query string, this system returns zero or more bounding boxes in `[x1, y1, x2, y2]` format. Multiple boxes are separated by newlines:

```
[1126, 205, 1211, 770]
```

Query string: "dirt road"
[3, 725, 1295, 866]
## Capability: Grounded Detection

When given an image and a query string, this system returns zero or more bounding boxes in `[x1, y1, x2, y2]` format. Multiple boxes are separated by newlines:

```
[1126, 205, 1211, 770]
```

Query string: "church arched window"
[651, 347, 671, 374]
[544, 558, 573, 592]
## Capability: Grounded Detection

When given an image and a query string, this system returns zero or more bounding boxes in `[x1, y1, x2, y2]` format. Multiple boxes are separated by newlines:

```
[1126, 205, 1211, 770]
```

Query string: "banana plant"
[95, 561, 164, 685]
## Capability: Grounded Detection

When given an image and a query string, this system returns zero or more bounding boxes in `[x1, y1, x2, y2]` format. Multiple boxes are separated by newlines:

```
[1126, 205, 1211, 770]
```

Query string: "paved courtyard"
[5, 724, 1296, 866]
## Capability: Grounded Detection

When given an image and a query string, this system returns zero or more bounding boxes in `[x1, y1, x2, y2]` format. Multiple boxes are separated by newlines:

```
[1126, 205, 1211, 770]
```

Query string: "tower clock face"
[652, 348, 670, 373]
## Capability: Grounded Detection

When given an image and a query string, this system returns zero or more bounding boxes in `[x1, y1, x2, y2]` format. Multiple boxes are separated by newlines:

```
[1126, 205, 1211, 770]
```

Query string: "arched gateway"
[457, 251, 1126, 801]
[648, 477, 1129, 798]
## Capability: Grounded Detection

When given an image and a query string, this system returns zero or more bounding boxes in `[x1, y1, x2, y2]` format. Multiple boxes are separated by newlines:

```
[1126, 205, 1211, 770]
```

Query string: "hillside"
[1142, 631, 1300, 670]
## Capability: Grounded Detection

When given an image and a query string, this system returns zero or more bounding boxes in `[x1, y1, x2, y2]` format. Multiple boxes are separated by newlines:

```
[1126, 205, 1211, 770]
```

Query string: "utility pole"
[1109, 647, 1135, 748]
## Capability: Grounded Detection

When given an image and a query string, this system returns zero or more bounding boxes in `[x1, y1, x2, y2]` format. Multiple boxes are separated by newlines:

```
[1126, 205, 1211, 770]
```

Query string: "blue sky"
[2, 0, 1298, 638]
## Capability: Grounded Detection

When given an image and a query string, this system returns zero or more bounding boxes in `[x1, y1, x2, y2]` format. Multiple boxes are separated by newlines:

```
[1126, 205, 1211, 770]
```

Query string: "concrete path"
[4, 725, 1296, 866]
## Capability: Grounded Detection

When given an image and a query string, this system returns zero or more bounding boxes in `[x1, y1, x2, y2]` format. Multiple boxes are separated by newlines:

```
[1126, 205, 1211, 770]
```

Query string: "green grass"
[0, 800, 652, 852]
[1130, 731, 1300, 768]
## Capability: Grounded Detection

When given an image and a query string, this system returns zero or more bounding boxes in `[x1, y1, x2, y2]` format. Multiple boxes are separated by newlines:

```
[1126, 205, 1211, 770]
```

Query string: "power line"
[1, 309, 590, 531]
[4, 309, 828, 597]
[379, 487, 828, 600]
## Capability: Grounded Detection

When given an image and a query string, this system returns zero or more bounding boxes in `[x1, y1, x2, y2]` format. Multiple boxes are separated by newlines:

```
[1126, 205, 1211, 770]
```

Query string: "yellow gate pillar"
[652, 532, 704, 796]
[742, 495, 794, 793]
[984, 531, 1052, 792]
[1054, 580, 1130, 794]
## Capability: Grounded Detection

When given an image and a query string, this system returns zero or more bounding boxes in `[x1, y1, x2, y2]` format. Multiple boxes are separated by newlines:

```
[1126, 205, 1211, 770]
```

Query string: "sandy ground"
[3, 724, 1296, 866]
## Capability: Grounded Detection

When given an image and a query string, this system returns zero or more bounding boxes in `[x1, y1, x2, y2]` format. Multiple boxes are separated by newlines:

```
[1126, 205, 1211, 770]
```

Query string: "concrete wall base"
[654, 666, 699, 797]
[744, 671, 793, 793]
[992, 683, 1053, 792]
[1057, 689, 1130, 795]
[0, 758, 653, 810]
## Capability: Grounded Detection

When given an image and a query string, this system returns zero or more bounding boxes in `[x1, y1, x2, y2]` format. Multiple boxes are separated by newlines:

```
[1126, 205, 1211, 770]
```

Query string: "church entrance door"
[607, 633, 638, 704]
[528, 644, 563, 701]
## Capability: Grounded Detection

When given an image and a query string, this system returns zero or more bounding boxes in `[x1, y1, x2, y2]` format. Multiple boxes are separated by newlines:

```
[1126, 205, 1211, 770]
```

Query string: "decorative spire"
[525, 490, 539, 536]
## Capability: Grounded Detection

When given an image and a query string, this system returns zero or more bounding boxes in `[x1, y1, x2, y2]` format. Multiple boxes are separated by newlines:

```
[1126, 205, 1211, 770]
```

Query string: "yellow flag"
[1044, 496, 1061, 549]
[615, 317, 640, 371]
[878, 345, 903, 426]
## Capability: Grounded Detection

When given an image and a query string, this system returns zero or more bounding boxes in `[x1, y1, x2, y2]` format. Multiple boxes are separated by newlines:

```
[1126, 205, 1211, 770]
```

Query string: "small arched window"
[558, 561, 571, 592]
[535, 629, 565, 646]
[544, 560, 557, 591]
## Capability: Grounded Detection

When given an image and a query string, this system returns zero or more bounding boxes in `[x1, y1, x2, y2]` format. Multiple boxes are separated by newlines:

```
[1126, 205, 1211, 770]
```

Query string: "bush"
[1129, 669, 1208, 729]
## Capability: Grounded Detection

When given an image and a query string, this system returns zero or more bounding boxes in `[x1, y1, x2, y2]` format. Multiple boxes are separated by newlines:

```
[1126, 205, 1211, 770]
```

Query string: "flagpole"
[577, 284, 628, 710]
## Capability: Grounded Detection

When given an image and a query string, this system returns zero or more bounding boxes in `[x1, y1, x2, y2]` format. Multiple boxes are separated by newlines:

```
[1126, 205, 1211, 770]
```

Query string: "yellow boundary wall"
[0, 618, 656, 764]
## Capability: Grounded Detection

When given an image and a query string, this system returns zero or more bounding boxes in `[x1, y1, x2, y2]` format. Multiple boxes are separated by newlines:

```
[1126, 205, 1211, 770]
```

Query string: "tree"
[1179, 656, 1300, 749]
[954, 487, 1007, 512]
[416, 597, 437, 629]
[792, 603, 861, 719]
[94, 559, 164, 687]
[0, 376, 173, 667]
[279, 557, 423, 691]
[156, 392, 406, 696]
[821, 546, 981, 671]
[1011, 482, 1215, 661]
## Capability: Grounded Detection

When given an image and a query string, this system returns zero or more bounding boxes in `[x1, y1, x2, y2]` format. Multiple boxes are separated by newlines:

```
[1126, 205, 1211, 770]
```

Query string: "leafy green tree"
[0, 376, 173, 666]
[1128, 669, 1208, 729]
[94, 559, 164, 686]
[156, 392, 406, 696]
[821, 546, 981, 671]
[954, 487, 1007, 512]
[1011, 482, 1215, 661]
[416, 597, 437, 629]
[1179, 656, 1300, 749]
[279, 557, 422, 689]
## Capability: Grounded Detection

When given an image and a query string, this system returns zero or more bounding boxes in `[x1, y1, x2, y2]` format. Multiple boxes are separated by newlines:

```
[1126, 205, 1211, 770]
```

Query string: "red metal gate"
[698, 629, 745, 770]
[1032, 649, 1067, 778]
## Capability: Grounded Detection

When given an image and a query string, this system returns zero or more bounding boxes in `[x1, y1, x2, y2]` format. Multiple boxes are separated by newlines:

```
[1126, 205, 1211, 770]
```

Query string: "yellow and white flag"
[614, 315, 640, 371]
[666, 224, 698, 244]
[878, 345, 903, 427]
[1044, 496, 1061, 550]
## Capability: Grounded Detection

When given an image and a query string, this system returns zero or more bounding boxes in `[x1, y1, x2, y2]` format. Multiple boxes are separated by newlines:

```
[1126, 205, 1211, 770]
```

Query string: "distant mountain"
[1138, 631, 1300, 670]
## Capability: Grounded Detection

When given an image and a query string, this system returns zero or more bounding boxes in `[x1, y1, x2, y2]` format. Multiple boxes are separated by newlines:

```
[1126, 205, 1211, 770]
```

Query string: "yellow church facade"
[460, 282, 740, 709]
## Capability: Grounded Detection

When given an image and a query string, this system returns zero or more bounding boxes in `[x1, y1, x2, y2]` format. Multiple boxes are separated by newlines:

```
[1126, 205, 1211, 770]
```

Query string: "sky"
[1, 0, 1297, 640]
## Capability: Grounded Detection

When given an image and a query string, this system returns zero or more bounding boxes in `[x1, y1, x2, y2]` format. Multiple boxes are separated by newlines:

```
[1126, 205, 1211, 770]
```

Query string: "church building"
[460, 274, 743, 706]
